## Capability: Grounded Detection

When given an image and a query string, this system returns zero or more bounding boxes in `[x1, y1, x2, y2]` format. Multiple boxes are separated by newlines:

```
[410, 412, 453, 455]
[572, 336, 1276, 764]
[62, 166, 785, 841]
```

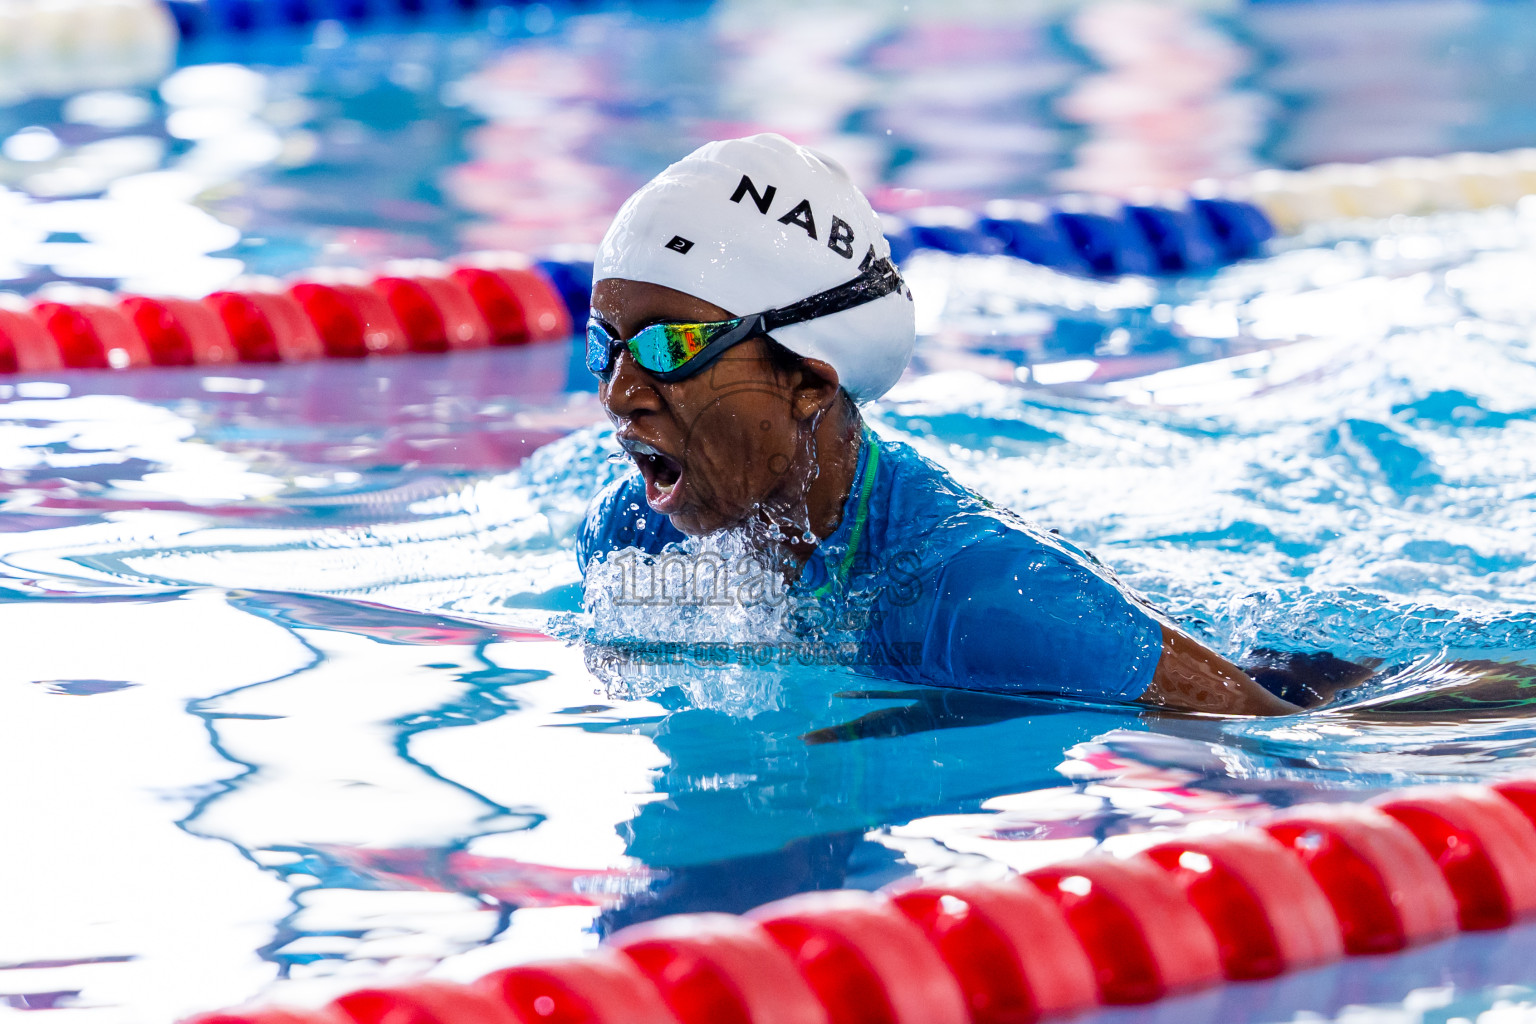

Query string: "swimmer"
[577, 133, 1304, 717]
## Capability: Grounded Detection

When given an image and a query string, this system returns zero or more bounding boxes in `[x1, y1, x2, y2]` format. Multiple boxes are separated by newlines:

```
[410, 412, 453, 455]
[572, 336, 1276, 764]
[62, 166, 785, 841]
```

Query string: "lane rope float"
[0, 256, 579, 375]
[184, 775, 1536, 1024]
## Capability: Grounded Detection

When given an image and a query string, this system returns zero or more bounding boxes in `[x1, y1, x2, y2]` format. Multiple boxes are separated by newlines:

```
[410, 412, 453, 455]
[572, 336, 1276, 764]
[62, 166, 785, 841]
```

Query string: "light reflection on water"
[1, 203, 1535, 1022]
[14, 1, 1536, 293]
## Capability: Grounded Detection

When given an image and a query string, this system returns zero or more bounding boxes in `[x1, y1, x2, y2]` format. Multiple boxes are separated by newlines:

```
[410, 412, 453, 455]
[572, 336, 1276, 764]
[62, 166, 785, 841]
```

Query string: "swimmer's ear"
[790, 357, 842, 422]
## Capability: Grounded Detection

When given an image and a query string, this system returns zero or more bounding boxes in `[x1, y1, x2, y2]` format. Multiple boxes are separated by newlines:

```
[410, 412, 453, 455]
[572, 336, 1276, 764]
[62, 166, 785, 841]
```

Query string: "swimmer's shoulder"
[857, 433, 1162, 700]
[863, 432, 1023, 546]
[577, 471, 685, 574]
[863, 431, 1113, 572]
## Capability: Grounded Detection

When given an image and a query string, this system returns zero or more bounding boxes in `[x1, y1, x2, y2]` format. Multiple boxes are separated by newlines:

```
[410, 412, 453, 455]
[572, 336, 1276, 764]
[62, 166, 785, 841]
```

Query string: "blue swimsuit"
[577, 426, 1164, 702]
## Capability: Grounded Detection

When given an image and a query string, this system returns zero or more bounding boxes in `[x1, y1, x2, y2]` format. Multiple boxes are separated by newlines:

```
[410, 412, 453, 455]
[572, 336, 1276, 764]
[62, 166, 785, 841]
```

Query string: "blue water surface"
[4, 208, 1536, 1022]
[4, 5, 1536, 1024]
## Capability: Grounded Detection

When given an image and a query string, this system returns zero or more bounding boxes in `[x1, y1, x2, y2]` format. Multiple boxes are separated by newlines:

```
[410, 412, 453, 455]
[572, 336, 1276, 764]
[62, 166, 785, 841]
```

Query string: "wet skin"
[591, 278, 861, 559]
[1143, 628, 1299, 716]
[591, 277, 1299, 717]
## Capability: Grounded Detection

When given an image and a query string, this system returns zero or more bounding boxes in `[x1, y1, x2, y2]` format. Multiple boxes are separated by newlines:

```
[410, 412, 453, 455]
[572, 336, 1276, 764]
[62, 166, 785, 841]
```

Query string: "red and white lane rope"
[0, 255, 572, 374]
[186, 775, 1536, 1024]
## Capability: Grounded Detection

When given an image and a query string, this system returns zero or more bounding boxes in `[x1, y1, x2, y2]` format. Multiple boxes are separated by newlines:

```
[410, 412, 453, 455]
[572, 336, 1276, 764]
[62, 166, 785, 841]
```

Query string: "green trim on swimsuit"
[812, 428, 879, 599]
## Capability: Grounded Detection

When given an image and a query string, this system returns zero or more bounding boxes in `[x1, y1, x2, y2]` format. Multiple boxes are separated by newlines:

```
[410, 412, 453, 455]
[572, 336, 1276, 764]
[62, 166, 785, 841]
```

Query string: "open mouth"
[620, 436, 685, 511]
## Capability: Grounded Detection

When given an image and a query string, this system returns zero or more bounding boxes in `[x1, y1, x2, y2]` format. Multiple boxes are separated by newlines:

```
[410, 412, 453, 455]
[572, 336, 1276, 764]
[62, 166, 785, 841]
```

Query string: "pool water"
[5, 5, 1536, 1024]
[5, 206, 1536, 1023]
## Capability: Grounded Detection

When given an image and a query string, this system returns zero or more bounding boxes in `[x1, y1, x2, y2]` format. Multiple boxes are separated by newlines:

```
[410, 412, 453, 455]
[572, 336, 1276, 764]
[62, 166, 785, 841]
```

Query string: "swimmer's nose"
[601, 348, 664, 421]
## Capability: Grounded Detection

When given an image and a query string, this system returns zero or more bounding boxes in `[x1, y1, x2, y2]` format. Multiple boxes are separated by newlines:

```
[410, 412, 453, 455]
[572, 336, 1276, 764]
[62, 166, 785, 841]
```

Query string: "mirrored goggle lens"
[585, 318, 745, 380]
[629, 321, 727, 376]
[585, 321, 616, 375]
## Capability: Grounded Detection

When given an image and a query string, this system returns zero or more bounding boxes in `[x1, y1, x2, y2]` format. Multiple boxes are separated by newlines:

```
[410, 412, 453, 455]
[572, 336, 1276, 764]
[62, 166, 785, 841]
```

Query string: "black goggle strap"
[759, 248, 906, 333]
[652, 251, 900, 379]
[589, 248, 905, 380]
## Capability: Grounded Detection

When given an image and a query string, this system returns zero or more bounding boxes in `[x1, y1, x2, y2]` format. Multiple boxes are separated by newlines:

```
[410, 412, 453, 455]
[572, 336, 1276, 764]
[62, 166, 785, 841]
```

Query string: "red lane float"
[179, 776, 1536, 1024]
[745, 890, 970, 1024]
[1373, 785, 1536, 930]
[885, 876, 1097, 1024]
[204, 290, 325, 363]
[1024, 856, 1223, 1004]
[610, 913, 831, 1024]
[372, 275, 491, 353]
[1265, 803, 1459, 954]
[1140, 830, 1343, 980]
[476, 950, 681, 1024]
[1490, 774, 1536, 828]
[332, 982, 520, 1024]
[120, 296, 239, 366]
[0, 256, 573, 374]
[449, 265, 570, 346]
[288, 282, 410, 359]
[31, 299, 151, 369]
[0, 307, 62, 373]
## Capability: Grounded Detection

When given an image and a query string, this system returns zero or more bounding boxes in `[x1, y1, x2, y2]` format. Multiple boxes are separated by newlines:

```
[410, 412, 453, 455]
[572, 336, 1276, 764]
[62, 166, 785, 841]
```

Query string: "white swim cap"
[594, 133, 915, 402]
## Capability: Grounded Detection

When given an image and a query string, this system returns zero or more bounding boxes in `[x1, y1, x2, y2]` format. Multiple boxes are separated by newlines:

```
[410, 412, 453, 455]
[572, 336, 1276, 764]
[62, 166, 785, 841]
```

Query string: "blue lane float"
[532, 192, 1278, 325]
[164, 0, 510, 38]
[881, 195, 1274, 279]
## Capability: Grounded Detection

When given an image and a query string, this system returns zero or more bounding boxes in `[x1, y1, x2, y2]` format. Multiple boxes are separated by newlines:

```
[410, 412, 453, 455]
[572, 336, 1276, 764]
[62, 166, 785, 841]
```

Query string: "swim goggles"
[585, 251, 906, 382]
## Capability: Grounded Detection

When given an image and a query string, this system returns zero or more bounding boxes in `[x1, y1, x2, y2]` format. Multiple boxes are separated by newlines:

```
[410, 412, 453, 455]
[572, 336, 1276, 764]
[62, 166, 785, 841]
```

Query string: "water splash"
[576, 527, 814, 716]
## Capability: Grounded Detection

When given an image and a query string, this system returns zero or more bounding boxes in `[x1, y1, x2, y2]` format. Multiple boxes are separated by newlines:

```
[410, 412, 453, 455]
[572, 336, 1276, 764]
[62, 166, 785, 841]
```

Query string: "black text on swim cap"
[665, 235, 694, 254]
[729, 174, 858, 260]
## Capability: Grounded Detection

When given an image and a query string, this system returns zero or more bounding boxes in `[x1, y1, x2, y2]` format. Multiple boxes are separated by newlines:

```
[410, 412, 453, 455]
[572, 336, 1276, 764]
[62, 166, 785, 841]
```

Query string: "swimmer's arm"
[1138, 625, 1300, 716]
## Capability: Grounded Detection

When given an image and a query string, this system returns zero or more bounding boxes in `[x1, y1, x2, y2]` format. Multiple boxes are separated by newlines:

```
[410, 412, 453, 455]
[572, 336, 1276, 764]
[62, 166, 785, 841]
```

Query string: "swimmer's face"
[592, 278, 836, 536]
